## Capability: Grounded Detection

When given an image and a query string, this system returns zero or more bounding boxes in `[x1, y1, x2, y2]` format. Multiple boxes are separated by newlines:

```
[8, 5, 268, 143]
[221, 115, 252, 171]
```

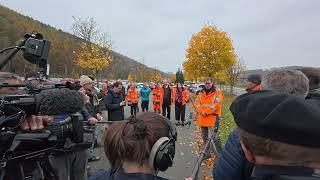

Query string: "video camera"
[0, 34, 91, 180]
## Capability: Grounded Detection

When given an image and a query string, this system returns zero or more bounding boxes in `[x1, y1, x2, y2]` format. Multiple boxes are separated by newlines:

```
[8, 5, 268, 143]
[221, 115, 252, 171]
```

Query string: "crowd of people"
[1, 66, 320, 180]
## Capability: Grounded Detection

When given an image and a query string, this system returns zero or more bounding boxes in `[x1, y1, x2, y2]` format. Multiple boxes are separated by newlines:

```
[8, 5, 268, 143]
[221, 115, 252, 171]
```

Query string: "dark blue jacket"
[104, 90, 125, 121]
[89, 169, 168, 180]
[213, 128, 253, 180]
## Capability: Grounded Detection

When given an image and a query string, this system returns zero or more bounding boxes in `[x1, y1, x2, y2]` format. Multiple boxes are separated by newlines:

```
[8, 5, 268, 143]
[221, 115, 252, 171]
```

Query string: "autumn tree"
[71, 16, 112, 87]
[225, 58, 246, 94]
[74, 42, 111, 78]
[150, 68, 162, 83]
[183, 24, 236, 80]
[136, 66, 149, 82]
[127, 73, 135, 82]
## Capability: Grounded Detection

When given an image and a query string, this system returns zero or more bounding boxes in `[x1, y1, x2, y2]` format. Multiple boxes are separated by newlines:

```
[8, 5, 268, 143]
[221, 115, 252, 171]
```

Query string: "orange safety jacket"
[246, 84, 262, 92]
[152, 87, 162, 106]
[174, 88, 190, 106]
[252, 85, 262, 91]
[127, 87, 140, 104]
[195, 88, 223, 127]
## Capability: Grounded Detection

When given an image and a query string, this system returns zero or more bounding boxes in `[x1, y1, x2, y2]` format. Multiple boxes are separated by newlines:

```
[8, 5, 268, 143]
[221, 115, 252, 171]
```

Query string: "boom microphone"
[36, 88, 84, 115]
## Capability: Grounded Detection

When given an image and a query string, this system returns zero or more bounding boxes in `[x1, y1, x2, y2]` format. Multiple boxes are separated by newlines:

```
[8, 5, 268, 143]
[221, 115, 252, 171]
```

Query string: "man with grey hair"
[213, 68, 310, 180]
[261, 69, 309, 98]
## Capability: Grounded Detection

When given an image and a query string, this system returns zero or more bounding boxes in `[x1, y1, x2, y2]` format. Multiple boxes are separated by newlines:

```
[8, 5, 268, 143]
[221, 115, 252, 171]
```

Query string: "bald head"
[262, 69, 309, 98]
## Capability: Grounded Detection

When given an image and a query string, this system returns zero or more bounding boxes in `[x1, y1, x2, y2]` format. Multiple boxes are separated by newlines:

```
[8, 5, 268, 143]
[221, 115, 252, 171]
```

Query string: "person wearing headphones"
[89, 111, 177, 180]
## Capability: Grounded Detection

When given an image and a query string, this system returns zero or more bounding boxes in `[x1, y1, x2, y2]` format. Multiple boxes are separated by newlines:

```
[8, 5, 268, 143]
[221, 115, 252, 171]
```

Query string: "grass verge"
[219, 92, 237, 145]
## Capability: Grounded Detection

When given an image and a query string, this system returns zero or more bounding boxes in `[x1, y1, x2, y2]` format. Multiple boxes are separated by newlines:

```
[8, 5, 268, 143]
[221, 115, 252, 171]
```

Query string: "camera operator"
[0, 72, 52, 130]
[1, 72, 54, 180]
[89, 112, 176, 180]
[213, 69, 310, 180]
[17, 73, 90, 180]
[79, 75, 101, 162]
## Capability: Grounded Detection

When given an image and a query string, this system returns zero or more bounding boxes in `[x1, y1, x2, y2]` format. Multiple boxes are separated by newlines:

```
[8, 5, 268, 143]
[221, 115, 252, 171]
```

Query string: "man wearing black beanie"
[213, 69, 310, 180]
[231, 91, 320, 180]
[245, 74, 262, 92]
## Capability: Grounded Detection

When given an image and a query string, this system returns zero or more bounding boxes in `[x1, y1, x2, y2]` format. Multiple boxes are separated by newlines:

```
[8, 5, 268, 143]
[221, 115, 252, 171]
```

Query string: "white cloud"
[1, 0, 319, 72]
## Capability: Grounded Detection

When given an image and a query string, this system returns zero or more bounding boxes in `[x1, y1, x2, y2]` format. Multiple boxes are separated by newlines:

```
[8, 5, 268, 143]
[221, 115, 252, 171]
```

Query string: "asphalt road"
[88, 103, 213, 180]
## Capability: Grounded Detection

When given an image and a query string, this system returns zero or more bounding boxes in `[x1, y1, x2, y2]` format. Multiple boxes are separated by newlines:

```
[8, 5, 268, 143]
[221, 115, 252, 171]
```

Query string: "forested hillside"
[0, 5, 167, 80]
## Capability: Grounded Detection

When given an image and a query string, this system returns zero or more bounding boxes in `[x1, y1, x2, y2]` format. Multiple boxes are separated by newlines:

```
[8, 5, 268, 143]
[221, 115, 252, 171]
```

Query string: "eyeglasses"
[205, 83, 212, 85]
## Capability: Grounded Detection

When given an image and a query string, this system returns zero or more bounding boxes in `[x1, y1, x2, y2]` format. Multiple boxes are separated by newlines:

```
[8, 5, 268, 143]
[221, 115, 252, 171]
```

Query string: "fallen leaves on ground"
[191, 126, 216, 180]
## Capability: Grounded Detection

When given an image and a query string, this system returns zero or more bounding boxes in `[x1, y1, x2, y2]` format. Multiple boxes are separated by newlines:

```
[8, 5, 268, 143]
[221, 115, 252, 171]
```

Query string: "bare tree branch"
[226, 58, 246, 93]
[71, 16, 99, 42]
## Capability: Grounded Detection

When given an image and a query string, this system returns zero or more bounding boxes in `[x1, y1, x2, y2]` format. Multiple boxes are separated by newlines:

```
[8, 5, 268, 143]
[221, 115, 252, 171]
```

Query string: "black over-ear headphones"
[148, 115, 177, 172]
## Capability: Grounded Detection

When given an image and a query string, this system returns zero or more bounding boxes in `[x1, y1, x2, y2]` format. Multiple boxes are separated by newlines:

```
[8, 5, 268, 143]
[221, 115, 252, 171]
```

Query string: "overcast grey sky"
[1, 0, 319, 72]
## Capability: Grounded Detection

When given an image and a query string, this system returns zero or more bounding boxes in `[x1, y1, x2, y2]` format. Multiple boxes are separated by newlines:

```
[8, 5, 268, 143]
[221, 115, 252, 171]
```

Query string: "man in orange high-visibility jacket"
[195, 77, 223, 156]
[245, 74, 262, 92]
[152, 83, 162, 114]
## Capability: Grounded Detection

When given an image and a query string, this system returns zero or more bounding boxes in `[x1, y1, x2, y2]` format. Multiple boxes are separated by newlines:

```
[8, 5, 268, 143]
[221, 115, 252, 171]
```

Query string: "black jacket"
[89, 169, 168, 180]
[104, 90, 124, 121]
[306, 89, 320, 100]
[82, 106, 93, 120]
[250, 165, 320, 180]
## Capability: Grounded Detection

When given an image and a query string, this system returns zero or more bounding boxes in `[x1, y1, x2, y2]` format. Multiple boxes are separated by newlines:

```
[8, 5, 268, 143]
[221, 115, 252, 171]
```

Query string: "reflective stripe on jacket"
[195, 88, 223, 127]
[152, 87, 162, 106]
[174, 88, 190, 106]
[127, 87, 140, 104]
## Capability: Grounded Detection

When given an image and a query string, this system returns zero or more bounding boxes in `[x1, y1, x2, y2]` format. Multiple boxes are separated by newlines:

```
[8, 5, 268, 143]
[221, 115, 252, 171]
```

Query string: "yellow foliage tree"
[74, 42, 112, 82]
[128, 73, 135, 82]
[150, 71, 162, 83]
[183, 25, 236, 80]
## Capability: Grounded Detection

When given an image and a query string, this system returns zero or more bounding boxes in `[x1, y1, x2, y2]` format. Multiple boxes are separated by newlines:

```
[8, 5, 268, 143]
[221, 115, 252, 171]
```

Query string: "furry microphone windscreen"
[36, 88, 84, 115]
